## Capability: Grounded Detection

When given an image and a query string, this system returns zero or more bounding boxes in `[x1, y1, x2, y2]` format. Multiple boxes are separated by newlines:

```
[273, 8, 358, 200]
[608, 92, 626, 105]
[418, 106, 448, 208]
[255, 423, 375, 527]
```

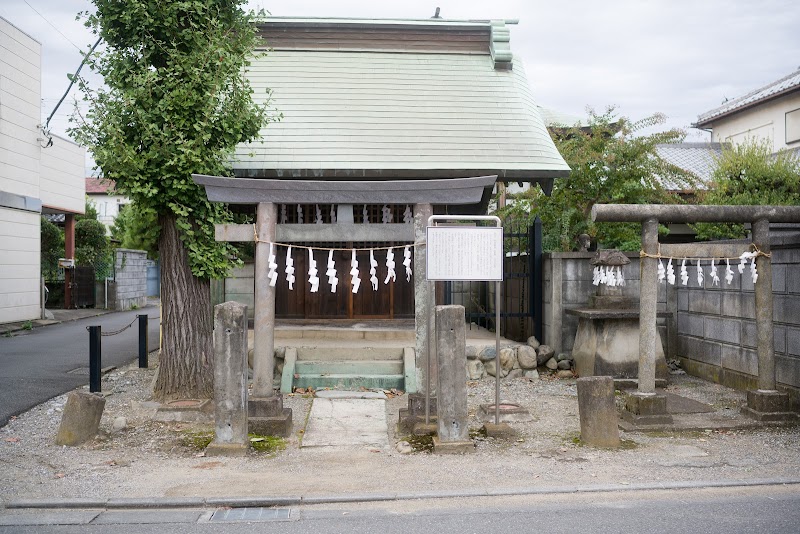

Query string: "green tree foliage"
[498, 110, 693, 251]
[111, 201, 160, 259]
[75, 218, 111, 266]
[693, 139, 800, 240]
[69, 0, 273, 400]
[77, 198, 99, 221]
[40, 217, 64, 280]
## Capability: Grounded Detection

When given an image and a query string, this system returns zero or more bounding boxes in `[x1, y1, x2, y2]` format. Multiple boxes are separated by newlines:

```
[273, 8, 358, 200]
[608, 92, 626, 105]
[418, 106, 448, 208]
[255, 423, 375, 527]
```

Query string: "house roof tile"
[695, 69, 800, 127]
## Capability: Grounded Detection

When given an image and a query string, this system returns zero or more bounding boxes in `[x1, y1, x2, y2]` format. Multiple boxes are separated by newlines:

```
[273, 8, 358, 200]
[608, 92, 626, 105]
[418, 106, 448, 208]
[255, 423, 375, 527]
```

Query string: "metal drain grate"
[209, 508, 291, 522]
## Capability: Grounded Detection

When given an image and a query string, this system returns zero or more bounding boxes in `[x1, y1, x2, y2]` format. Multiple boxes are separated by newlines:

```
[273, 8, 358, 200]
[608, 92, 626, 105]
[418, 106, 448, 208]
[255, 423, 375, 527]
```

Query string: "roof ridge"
[695, 68, 800, 125]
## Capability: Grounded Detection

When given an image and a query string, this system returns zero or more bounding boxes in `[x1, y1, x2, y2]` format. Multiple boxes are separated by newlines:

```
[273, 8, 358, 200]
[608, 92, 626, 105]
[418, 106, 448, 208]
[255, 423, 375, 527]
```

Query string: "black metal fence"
[444, 217, 543, 343]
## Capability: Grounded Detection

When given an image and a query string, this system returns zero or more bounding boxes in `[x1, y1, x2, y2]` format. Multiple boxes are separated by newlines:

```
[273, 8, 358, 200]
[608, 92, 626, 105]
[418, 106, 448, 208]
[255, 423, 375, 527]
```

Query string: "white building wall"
[0, 17, 41, 199]
[710, 92, 800, 152]
[89, 193, 129, 233]
[40, 134, 85, 214]
[0, 207, 40, 322]
[0, 18, 42, 323]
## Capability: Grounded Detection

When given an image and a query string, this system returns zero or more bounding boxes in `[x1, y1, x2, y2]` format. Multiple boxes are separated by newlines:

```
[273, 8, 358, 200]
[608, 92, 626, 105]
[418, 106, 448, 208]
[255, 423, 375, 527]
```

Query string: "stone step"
[295, 346, 404, 361]
[295, 360, 404, 376]
[280, 347, 417, 394]
[293, 373, 405, 391]
[276, 328, 413, 341]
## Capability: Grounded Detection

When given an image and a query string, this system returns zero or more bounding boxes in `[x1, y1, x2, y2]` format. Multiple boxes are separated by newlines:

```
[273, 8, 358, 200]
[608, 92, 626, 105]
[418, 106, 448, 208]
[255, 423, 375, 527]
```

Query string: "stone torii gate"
[593, 204, 800, 424]
[193, 174, 497, 434]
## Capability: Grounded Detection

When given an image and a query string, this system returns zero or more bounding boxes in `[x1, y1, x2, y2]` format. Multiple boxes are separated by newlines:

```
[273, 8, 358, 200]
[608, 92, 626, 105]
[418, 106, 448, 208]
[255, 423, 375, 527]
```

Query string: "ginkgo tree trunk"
[71, 0, 274, 400]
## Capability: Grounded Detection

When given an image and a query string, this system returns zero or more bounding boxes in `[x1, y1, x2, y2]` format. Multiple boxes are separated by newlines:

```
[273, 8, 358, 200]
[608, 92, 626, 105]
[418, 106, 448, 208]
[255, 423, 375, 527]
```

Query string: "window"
[786, 108, 800, 144]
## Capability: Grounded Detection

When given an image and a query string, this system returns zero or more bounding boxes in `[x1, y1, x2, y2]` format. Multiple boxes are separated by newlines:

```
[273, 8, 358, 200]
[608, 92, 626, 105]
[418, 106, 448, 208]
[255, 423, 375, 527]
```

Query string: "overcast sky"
[3, 0, 800, 168]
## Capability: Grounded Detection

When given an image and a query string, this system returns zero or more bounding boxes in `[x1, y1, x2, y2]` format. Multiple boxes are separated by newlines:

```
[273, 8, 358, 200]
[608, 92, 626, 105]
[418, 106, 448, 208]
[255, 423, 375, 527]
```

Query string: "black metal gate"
[72, 266, 96, 308]
[444, 217, 542, 343]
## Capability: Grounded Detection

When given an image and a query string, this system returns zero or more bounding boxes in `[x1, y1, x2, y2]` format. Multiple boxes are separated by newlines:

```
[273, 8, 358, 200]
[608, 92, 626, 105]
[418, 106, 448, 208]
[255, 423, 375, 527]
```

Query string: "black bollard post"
[138, 314, 148, 368]
[89, 326, 101, 393]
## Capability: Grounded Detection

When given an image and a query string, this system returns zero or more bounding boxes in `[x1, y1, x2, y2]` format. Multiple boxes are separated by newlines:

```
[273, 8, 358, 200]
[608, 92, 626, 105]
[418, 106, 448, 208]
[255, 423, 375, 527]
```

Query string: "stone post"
[252, 202, 277, 398]
[55, 391, 106, 446]
[577, 377, 620, 447]
[414, 203, 435, 395]
[248, 203, 293, 436]
[432, 305, 473, 453]
[743, 219, 794, 420]
[638, 217, 658, 395]
[207, 301, 249, 456]
[752, 218, 775, 392]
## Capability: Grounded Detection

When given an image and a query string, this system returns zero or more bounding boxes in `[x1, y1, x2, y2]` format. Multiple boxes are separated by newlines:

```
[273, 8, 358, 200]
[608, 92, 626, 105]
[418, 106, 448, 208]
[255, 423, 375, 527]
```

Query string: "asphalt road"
[0, 307, 161, 427]
[1, 485, 798, 533]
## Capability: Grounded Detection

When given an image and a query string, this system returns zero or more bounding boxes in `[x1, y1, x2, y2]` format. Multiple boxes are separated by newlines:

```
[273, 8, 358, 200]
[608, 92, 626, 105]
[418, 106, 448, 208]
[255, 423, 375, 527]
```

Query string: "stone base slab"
[248, 409, 292, 437]
[477, 403, 533, 423]
[625, 392, 667, 415]
[481, 422, 516, 439]
[620, 410, 674, 426]
[746, 390, 791, 413]
[432, 437, 474, 454]
[412, 422, 438, 436]
[406, 393, 437, 416]
[248, 396, 284, 418]
[622, 392, 673, 425]
[740, 406, 798, 422]
[205, 441, 248, 457]
[614, 379, 668, 390]
[397, 408, 437, 434]
[154, 399, 213, 423]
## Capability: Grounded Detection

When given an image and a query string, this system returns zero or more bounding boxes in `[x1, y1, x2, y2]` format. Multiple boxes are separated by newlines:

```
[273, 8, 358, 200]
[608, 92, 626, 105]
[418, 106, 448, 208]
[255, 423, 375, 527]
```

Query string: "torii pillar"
[593, 204, 800, 424]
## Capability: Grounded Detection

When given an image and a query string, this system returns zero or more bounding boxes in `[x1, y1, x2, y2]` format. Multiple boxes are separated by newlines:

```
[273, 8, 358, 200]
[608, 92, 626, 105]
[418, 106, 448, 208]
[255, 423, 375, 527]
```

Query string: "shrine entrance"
[274, 244, 414, 320]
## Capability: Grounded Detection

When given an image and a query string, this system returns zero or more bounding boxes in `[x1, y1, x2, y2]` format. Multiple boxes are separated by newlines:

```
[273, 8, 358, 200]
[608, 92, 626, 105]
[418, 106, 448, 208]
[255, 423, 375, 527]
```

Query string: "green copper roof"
[234, 20, 569, 181]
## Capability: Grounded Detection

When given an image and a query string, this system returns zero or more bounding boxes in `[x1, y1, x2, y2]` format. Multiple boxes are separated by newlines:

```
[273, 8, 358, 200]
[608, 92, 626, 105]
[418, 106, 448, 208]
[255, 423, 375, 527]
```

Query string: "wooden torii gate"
[593, 204, 800, 424]
[193, 174, 497, 434]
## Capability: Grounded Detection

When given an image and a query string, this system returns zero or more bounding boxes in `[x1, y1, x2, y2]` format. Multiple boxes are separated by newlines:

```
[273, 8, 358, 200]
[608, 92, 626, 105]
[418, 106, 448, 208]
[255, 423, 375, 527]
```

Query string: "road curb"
[4, 478, 800, 511]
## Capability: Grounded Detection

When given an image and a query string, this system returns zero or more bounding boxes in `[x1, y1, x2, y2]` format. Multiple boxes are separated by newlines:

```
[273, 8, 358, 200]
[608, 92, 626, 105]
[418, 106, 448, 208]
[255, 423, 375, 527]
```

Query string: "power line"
[22, 0, 82, 52]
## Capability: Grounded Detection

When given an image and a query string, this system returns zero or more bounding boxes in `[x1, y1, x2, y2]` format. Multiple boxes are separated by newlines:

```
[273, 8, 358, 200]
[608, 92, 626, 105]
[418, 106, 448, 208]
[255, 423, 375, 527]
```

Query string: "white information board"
[426, 226, 503, 281]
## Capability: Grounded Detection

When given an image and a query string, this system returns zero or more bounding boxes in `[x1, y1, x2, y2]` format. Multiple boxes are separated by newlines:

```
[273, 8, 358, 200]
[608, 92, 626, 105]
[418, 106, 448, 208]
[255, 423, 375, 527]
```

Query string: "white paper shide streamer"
[285, 245, 295, 290]
[710, 259, 720, 286]
[381, 205, 392, 224]
[403, 206, 413, 223]
[680, 258, 689, 286]
[725, 259, 734, 285]
[696, 260, 704, 286]
[369, 250, 379, 290]
[384, 248, 396, 284]
[308, 249, 319, 293]
[657, 260, 666, 283]
[667, 258, 675, 285]
[350, 249, 361, 293]
[267, 243, 278, 287]
[326, 250, 338, 293]
[403, 246, 413, 282]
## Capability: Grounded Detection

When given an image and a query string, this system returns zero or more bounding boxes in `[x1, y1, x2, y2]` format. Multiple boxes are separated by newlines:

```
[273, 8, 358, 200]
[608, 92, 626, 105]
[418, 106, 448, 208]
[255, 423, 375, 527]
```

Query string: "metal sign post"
[426, 215, 503, 425]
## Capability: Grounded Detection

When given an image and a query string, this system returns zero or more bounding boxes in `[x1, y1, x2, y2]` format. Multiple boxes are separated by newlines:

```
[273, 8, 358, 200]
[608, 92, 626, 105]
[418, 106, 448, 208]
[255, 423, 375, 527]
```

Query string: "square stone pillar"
[207, 302, 249, 456]
[432, 305, 473, 454]
[413, 203, 434, 396]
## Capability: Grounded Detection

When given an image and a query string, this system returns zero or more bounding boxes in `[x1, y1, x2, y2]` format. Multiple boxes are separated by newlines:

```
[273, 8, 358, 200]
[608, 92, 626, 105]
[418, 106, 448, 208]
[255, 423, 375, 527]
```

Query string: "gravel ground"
[1, 354, 799, 503]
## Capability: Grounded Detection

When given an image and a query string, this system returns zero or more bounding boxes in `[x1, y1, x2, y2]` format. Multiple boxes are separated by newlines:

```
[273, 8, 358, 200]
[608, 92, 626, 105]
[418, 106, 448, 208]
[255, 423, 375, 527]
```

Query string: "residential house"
[86, 177, 128, 235]
[693, 68, 800, 154]
[0, 17, 85, 322]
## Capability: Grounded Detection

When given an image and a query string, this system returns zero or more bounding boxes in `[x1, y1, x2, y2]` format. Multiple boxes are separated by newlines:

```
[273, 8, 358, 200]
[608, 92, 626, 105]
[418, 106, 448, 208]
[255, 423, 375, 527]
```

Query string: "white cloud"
[2, 0, 798, 147]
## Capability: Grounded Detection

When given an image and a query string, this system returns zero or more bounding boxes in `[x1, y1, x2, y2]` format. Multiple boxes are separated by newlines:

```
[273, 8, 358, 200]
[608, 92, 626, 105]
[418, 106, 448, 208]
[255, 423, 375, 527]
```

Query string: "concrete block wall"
[543, 252, 671, 355]
[213, 262, 255, 320]
[110, 249, 147, 310]
[676, 245, 800, 407]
